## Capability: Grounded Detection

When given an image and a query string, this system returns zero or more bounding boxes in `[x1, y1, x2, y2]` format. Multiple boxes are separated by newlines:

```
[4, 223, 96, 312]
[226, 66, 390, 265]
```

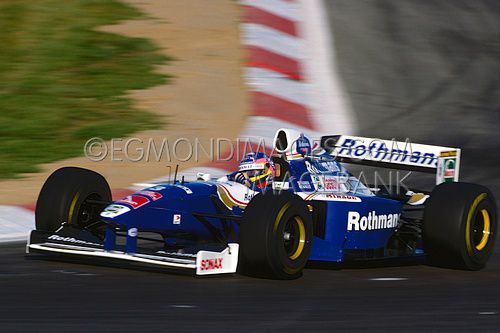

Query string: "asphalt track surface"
[2, 1, 500, 332]
[1, 243, 499, 332]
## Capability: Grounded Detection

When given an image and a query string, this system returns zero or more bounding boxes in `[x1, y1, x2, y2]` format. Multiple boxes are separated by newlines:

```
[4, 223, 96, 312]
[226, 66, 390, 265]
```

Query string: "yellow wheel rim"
[289, 216, 306, 260]
[68, 192, 80, 225]
[465, 193, 486, 255]
[475, 209, 491, 251]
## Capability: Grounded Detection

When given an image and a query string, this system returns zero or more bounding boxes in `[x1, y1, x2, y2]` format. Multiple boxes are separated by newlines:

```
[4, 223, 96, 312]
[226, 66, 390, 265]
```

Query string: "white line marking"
[170, 305, 198, 309]
[51, 270, 97, 276]
[52, 270, 78, 274]
[370, 277, 408, 281]
[478, 312, 497, 315]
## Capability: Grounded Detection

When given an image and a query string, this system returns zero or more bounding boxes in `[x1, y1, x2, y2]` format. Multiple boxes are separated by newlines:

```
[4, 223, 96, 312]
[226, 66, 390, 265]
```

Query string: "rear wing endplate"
[320, 135, 461, 185]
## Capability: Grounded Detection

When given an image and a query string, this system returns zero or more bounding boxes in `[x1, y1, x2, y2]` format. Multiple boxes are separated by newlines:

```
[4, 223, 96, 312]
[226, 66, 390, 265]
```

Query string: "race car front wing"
[26, 228, 239, 276]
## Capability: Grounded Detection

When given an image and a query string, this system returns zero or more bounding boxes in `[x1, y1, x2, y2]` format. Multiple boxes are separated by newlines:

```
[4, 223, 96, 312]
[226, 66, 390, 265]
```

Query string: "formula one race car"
[27, 128, 497, 279]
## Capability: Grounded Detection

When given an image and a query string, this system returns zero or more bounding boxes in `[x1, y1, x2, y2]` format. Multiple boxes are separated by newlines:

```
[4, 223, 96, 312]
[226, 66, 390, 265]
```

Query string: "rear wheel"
[239, 192, 313, 279]
[35, 167, 111, 232]
[423, 182, 497, 270]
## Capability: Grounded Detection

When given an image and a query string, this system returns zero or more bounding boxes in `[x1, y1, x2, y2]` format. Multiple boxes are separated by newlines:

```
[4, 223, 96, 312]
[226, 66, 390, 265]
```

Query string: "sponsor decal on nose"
[137, 190, 163, 201]
[117, 195, 150, 209]
[200, 258, 223, 271]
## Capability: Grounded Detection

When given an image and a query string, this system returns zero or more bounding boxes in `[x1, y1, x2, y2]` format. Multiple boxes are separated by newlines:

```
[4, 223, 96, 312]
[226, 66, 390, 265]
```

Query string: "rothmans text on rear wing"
[320, 135, 461, 185]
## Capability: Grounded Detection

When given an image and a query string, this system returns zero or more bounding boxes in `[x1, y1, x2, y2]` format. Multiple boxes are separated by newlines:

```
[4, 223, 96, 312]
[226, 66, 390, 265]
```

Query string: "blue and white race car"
[27, 128, 497, 279]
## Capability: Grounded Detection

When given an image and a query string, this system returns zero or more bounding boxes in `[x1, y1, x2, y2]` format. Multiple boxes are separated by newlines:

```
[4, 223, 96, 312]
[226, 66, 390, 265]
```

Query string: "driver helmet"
[238, 152, 275, 189]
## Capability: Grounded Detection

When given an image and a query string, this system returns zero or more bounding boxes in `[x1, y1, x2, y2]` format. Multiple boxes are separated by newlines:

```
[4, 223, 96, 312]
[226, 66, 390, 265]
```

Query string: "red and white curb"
[176, 0, 355, 178]
[0, 0, 354, 242]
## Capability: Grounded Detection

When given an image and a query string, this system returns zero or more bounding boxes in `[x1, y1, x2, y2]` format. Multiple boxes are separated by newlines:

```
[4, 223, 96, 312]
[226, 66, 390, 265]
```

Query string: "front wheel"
[35, 167, 111, 232]
[239, 192, 313, 279]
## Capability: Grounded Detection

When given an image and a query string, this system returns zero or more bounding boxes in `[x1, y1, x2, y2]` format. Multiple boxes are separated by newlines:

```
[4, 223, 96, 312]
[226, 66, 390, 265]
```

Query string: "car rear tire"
[35, 167, 111, 232]
[239, 191, 313, 279]
[423, 182, 497, 270]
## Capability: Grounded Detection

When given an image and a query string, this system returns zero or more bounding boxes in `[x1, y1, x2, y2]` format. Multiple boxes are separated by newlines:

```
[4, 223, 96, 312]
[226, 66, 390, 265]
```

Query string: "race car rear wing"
[320, 135, 461, 185]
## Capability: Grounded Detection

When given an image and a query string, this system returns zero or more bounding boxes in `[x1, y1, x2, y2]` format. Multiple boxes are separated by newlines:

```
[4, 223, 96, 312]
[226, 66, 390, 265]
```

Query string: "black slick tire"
[35, 167, 111, 232]
[239, 191, 313, 279]
[423, 182, 497, 270]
